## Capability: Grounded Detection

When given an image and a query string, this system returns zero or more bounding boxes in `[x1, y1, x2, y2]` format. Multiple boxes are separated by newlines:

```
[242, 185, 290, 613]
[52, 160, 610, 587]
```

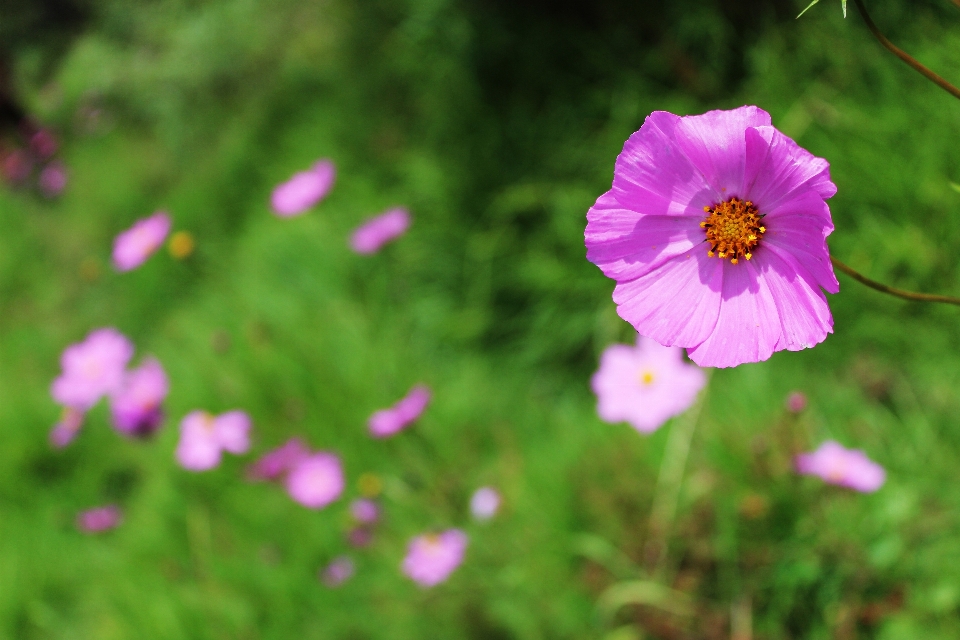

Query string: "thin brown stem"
[832, 256, 960, 306]
[852, 0, 960, 101]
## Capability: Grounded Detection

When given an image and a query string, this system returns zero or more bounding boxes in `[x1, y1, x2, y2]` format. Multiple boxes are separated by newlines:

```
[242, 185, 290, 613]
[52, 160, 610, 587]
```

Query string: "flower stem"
[643, 378, 709, 580]
[852, 0, 960, 101]
[831, 256, 960, 306]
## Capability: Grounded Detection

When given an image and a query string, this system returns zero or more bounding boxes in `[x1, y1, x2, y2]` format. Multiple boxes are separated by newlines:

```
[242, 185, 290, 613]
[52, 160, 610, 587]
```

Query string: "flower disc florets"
[701, 197, 765, 263]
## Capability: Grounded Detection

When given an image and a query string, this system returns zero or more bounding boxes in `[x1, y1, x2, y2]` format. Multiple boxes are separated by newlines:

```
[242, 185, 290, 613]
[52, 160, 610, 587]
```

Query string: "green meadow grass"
[3, 0, 960, 637]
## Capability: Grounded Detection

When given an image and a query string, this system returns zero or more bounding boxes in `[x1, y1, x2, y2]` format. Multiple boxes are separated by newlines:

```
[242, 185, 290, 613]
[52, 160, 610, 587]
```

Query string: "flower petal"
[674, 106, 772, 196]
[686, 259, 782, 368]
[756, 246, 834, 352]
[612, 251, 723, 348]
[611, 111, 715, 216]
[742, 126, 836, 212]
[762, 193, 839, 294]
[586, 191, 703, 281]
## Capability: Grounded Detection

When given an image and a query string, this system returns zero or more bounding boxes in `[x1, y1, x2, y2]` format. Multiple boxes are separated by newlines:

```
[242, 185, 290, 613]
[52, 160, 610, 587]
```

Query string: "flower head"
[786, 391, 808, 413]
[109, 357, 169, 437]
[402, 529, 467, 587]
[285, 452, 344, 509]
[350, 498, 380, 524]
[350, 207, 411, 254]
[246, 438, 311, 481]
[585, 106, 838, 368]
[469, 487, 501, 521]
[76, 505, 122, 533]
[591, 335, 705, 433]
[39, 161, 67, 198]
[795, 440, 885, 492]
[113, 211, 172, 272]
[368, 385, 431, 438]
[320, 555, 355, 587]
[271, 159, 335, 217]
[175, 410, 252, 471]
[51, 328, 134, 410]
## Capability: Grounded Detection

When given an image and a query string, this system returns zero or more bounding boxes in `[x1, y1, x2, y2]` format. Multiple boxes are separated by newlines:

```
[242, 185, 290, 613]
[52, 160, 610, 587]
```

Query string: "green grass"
[4, 0, 960, 637]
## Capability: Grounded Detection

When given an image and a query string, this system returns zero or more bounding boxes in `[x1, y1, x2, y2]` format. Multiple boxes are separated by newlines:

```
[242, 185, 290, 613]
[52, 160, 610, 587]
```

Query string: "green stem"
[831, 256, 960, 306]
[852, 0, 960, 101]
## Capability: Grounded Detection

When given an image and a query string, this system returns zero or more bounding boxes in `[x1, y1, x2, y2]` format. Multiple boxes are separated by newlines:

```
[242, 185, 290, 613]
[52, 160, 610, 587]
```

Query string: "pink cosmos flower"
[49, 407, 85, 449]
[51, 328, 134, 410]
[285, 452, 345, 509]
[175, 410, 251, 471]
[369, 385, 431, 438]
[109, 357, 169, 437]
[246, 438, 311, 481]
[349, 207, 411, 254]
[470, 487, 501, 521]
[76, 505, 122, 533]
[795, 440, 885, 492]
[402, 529, 468, 588]
[320, 555, 355, 587]
[113, 211, 172, 272]
[271, 159, 335, 217]
[30, 129, 59, 159]
[350, 498, 379, 524]
[585, 106, 838, 369]
[38, 161, 68, 198]
[591, 335, 706, 433]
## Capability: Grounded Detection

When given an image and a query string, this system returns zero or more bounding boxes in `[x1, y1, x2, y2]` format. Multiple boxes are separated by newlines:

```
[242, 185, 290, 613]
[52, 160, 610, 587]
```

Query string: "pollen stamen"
[702, 197, 765, 264]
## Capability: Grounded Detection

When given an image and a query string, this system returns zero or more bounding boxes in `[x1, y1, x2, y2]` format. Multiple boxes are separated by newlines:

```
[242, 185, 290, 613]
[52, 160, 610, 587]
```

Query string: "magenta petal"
[213, 411, 252, 454]
[756, 247, 834, 352]
[686, 260, 782, 368]
[401, 529, 468, 588]
[175, 411, 222, 471]
[586, 191, 703, 281]
[247, 438, 311, 481]
[285, 453, 344, 509]
[76, 505, 122, 533]
[350, 207, 411, 254]
[762, 193, 838, 294]
[612, 251, 723, 348]
[674, 106, 772, 195]
[611, 111, 714, 216]
[368, 385, 431, 438]
[271, 160, 335, 217]
[112, 212, 172, 272]
[742, 126, 836, 212]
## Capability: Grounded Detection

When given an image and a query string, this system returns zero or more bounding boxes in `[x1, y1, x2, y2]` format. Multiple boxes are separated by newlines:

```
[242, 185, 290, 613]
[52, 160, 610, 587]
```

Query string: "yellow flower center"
[639, 370, 655, 386]
[700, 197, 766, 264]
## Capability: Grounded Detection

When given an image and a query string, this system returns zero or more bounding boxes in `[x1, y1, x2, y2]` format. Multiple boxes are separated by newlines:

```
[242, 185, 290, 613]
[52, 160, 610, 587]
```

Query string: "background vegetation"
[3, 0, 960, 637]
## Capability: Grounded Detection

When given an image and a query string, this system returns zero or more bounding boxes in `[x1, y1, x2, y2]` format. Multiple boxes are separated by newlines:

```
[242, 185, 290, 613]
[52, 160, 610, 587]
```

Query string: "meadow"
[3, 0, 960, 637]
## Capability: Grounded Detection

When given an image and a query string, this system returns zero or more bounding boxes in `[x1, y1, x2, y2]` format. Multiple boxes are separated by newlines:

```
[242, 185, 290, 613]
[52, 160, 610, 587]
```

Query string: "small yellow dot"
[358, 473, 382, 497]
[168, 231, 195, 259]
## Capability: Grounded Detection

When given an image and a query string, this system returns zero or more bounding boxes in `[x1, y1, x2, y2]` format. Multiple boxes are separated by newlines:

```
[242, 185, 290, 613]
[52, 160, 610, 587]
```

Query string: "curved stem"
[831, 256, 960, 306]
[852, 0, 960, 101]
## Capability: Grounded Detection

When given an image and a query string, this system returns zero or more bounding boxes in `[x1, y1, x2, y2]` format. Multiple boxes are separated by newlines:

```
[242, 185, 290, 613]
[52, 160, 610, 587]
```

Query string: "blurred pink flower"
[76, 505, 122, 533]
[112, 211, 172, 272]
[585, 106, 838, 368]
[786, 391, 808, 413]
[38, 161, 68, 198]
[285, 452, 344, 509]
[51, 328, 134, 411]
[469, 487, 500, 521]
[320, 555, 354, 587]
[247, 437, 310, 481]
[350, 498, 379, 524]
[369, 385, 431, 438]
[29, 129, 58, 159]
[175, 410, 252, 471]
[49, 407, 85, 449]
[1, 148, 32, 184]
[348, 527, 374, 548]
[109, 357, 168, 437]
[402, 529, 467, 587]
[271, 159, 335, 217]
[591, 335, 705, 434]
[349, 207, 411, 254]
[795, 440, 885, 492]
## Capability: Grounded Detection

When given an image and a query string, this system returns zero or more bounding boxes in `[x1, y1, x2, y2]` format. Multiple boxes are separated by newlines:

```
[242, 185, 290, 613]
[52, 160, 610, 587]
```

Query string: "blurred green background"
[3, 0, 960, 637]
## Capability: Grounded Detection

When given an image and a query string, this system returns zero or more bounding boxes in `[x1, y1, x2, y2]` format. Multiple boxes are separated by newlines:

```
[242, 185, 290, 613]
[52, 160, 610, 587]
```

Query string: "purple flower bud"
[246, 438, 311, 481]
[320, 555, 354, 587]
[786, 391, 808, 413]
[49, 407, 85, 449]
[38, 161, 68, 197]
[349, 498, 379, 524]
[76, 505, 122, 533]
[469, 487, 500, 521]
